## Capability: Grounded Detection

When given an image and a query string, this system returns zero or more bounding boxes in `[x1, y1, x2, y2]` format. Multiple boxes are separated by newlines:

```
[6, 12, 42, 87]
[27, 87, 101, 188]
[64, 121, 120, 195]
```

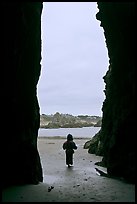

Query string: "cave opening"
[38, 2, 109, 119]
[37, 2, 109, 182]
[2, 2, 135, 200]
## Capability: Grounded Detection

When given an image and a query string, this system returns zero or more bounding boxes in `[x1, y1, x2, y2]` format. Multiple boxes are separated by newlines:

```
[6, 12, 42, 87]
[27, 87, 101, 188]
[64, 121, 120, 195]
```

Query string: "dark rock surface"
[94, 2, 135, 183]
[2, 3, 43, 187]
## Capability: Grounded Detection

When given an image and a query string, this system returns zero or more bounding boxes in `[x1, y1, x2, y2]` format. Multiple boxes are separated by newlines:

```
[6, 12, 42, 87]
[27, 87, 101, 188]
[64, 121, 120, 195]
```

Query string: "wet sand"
[2, 138, 135, 202]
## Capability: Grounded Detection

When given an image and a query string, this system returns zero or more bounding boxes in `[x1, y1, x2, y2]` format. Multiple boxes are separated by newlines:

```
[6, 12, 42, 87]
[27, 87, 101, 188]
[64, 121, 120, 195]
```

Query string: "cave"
[2, 2, 135, 188]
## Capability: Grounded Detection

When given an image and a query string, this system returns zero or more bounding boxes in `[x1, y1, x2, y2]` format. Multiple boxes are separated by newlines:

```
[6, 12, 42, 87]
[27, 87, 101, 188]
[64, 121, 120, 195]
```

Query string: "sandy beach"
[2, 138, 135, 202]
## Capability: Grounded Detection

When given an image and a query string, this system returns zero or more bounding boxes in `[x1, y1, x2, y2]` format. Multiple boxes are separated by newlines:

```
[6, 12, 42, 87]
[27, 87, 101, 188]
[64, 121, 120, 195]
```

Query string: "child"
[63, 134, 77, 167]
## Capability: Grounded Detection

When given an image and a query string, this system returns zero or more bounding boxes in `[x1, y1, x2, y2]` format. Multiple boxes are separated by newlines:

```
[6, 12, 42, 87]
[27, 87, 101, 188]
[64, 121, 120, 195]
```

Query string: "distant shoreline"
[38, 136, 91, 140]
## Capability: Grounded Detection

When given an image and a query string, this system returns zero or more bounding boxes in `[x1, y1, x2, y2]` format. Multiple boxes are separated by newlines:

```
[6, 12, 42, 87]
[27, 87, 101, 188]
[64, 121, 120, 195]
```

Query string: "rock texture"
[95, 2, 135, 183]
[2, 3, 43, 187]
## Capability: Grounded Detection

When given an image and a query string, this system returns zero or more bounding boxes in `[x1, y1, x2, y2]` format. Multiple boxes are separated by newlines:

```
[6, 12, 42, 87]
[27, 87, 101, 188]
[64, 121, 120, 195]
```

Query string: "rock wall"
[96, 2, 135, 183]
[2, 3, 43, 187]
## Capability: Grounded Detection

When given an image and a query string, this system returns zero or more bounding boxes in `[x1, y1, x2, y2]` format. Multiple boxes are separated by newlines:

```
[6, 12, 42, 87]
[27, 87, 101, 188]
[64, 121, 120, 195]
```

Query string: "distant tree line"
[40, 112, 102, 128]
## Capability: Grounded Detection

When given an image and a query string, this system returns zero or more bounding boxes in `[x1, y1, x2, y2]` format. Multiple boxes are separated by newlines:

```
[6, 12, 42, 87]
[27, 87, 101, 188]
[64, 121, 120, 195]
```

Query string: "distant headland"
[40, 112, 102, 128]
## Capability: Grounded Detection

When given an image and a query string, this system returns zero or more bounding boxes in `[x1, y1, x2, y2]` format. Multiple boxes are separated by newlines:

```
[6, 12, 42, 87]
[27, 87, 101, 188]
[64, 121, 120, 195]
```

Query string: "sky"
[37, 2, 109, 117]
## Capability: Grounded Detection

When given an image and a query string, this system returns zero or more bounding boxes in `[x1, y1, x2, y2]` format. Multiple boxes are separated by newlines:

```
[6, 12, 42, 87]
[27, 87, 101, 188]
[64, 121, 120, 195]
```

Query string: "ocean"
[38, 126, 101, 139]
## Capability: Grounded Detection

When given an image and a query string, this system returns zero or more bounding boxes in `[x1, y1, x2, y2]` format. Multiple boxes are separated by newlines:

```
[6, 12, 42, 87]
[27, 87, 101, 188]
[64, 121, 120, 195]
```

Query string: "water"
[38, 127, 101, 139]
